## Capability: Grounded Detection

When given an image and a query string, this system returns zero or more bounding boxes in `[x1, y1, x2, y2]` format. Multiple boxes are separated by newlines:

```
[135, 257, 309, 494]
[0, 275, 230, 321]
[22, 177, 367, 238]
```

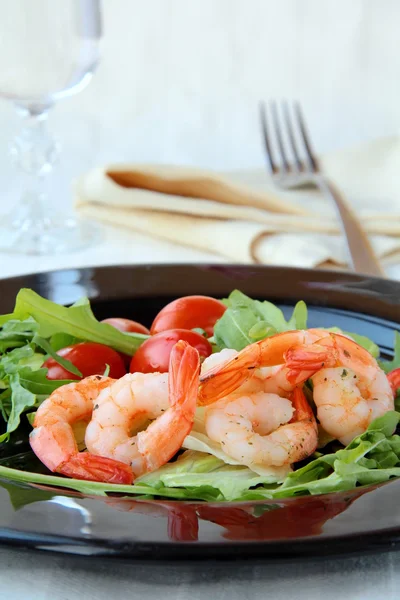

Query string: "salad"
[0, 288, 399, 502]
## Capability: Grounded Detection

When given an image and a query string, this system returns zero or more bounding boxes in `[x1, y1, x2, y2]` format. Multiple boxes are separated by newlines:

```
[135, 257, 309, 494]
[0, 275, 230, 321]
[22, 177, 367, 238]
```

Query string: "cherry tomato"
[150, 296, 226, 337]
[388, 368, 400, 394]
[101, 317, 150, 335]
[101, 318, 150, 367]
[129, 329, 212, 374]
[44, 342, 127, 381]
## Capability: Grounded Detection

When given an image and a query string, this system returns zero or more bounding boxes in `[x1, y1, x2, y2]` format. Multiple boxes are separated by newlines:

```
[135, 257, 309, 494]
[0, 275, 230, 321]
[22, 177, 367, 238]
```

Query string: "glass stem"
[11, 107, 58, 230]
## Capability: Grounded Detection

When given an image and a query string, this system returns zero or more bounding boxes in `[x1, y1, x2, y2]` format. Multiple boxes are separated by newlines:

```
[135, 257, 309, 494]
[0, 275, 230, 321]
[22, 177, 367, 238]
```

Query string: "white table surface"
[0, 546, 399, 600]
[0, 223, 399, 599]
[1, 220, 400, 282]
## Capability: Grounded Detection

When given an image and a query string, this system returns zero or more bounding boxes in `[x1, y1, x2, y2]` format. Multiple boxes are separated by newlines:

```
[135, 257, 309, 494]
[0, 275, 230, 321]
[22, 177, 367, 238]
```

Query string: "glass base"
[0, 213, 102, 255]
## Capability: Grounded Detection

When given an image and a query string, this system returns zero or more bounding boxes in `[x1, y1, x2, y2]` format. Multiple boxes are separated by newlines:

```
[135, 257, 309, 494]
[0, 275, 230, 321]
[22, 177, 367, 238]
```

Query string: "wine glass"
[0, 0, 102, 255]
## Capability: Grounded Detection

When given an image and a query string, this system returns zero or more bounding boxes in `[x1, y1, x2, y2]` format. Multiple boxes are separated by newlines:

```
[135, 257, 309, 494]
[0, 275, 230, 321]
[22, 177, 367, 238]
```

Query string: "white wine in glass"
[0, 0, 102, 255]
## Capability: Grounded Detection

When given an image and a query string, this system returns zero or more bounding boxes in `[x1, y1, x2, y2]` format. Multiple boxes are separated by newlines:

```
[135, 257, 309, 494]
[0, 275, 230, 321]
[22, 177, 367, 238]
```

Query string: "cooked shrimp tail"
[388, 368, 400, 395]
[290, 386, 314, 423]
[85, 340, 200, 479]
[29, 375, 133, 484]
[285, 333, 376, 376]
[58, 453, 134, 484]
[199, 330, 328, 405]
[137, 340, 200, 473]
[199, 343, 260, 405]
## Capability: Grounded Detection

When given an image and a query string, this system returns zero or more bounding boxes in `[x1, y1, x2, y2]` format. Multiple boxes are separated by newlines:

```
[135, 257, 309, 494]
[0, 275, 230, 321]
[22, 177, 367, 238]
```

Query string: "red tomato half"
[101, 317, 150, 335]
[129, 329, 212, 374]
[388, 368, 400, 394]
[150, 296, 227, 337]
[44, 342, 127, 381]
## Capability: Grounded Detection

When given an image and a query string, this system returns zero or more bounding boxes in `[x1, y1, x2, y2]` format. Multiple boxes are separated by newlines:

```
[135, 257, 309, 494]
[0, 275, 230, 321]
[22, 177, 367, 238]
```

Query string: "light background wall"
[0, 0, 399, 210]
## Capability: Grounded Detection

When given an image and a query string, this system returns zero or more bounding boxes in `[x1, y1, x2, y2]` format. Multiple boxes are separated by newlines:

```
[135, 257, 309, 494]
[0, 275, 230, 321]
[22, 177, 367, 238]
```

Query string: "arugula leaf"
[0, 367, 72, 441]
[3, 289, 148, 355]
[214, 292, 260, 350]
[18, 367, 72, 398]
[214, 292, 383, 359]
[0, 318, 39, 353]
[0, 462, 221, 501]
[273, 411, 400, 497]
[347, 332, 380, 358]
[248, 322, 277, 341]
[325, 327, 380, 358]
[1, 414, 400, 501]
[395, 389, 400, 412]
[0, 290, 149, 441]
[32, 334, 82, 378]
[214, 291, 308, 351]
[379, 332, 400, 373]
[49, 332, 81, 352]
[26, 413, 35, 426]
[0, 388, 11, 421]
[0, 374, 37, 442]
[0, 451, 279, 502]
[0, 345, 39, 376]
[191, 328, 207, 337]
[287, 300, 308, 330]
[1, 318, 38, 335]
[0, 480, 56, 510]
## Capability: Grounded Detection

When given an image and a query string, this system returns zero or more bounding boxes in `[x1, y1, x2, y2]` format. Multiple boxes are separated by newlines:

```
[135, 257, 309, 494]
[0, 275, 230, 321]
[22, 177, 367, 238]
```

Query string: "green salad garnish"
[0, 288, 398, 502]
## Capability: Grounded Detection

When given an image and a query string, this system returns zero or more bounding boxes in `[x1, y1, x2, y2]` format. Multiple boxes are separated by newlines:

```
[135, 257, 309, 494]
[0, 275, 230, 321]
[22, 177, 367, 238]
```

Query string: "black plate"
[0, 264, 399, 561]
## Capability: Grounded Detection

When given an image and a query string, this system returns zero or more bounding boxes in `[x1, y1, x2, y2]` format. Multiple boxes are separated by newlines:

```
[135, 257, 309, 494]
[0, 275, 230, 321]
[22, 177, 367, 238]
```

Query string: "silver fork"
[259, 101, 384, 277]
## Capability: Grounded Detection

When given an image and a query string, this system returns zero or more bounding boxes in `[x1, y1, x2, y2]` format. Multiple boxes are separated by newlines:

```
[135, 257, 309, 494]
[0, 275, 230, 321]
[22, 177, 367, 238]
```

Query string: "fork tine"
[282, 101, 304, 171]
[259, 101, 278, 174]
[270, 101, 290, 171]
[294, 102, 319, 172]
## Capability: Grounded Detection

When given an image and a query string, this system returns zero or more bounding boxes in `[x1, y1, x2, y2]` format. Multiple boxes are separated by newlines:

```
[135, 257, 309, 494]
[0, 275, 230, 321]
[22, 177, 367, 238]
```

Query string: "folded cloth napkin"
[75, 137, 400, 270]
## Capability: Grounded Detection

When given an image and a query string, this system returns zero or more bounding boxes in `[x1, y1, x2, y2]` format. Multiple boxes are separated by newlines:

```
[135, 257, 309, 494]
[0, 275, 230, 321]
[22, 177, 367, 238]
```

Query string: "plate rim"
[0, 262, 399, 561]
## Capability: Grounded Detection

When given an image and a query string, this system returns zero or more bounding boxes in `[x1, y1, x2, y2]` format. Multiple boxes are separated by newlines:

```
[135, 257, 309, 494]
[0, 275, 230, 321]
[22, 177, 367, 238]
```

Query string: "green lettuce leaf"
[0, 289, 151, 442]
[324, 327, 380, 358]
[273, 411, 400, 497]
[346, 332, 380, 358]
[138, 451, 279, 500]
[2, 413, 400, 502]
[1, 289, 148, 355]
[395, 389, 400, 412]
[379, 332, 400, 373]
[214, 290, 308, 351]
[0, 342, 72, 440]
[18, 367, 72, 400]
[0, 480, 56, 510]
[183, 426, 290, 478]
[0, 451, 280, 502]
[0, 373, 37, 442]
[214, 292, 382, 357]
[49, 333, 81, 352]
[32, 334, 82, 378]
[0, 318, 39, 352]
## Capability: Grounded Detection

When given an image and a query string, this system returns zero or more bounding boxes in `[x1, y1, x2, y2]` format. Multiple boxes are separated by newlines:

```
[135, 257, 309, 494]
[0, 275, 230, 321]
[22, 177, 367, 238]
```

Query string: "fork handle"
[316, 175, 385, 277]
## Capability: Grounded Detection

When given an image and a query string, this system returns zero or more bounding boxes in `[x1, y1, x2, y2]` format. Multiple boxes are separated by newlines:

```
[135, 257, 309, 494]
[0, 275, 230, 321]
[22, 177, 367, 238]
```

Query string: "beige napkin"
[75, 137, 400, 269]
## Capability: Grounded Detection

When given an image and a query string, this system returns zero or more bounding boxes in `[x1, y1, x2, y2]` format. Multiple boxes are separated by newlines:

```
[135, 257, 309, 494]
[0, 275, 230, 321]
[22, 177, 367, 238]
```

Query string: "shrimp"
[388, 368, 400, 395]
[204, 387, 317, 468]
[85, 340, 200, 478]
[200, 330, 395, 446]
[199, 329, 330, 405]
[311, 366, 394, 445]
[284, 333, 395, 444]
[29, 376, 134, 484]
[201, 349, 297, 414]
